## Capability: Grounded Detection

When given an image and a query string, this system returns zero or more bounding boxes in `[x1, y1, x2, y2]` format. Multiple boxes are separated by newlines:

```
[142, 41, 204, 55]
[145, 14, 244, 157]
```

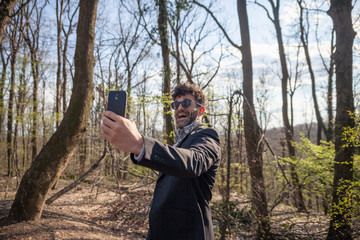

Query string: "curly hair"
[171, 83, 207, 107]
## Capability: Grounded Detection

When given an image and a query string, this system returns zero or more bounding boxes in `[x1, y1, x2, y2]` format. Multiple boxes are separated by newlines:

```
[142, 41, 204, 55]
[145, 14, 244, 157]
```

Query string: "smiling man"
[101, 83, 221, 240]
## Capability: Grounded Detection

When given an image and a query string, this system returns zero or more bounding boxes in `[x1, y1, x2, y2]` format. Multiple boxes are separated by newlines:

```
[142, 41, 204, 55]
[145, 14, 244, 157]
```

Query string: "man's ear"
[199, 106, 205, 115]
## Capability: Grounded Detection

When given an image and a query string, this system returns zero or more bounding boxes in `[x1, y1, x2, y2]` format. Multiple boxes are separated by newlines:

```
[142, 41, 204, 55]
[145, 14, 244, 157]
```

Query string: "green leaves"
[280, 134, 334, 198]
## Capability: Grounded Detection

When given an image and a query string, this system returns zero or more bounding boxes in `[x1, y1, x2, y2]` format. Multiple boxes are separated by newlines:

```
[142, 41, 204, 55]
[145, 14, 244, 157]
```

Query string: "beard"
[175, 108, 199, 129]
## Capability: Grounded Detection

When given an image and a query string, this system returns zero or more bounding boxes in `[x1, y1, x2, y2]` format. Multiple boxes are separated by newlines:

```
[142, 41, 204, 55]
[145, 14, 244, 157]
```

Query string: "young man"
[101, 83, 221, 240]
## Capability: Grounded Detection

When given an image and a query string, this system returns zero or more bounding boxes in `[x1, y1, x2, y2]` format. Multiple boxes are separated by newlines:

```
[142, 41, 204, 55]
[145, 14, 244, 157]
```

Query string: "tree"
[297, 0, 326, 145]
[9, 0, 98, 221]
[158, 0, 174, 145]
[55, 0, 64, 129]
[0, 0, 18, 43]
[193, 0, 272, 237]
[168, 1, 223, 88]
[237, 1, 272, 238]
[7, 4, 23, 176]
[61, 1, 79, 114]
[315, 9, 335, 142]
[0, 42, 10, 137]
[220, 90, 240, 240]
[326, 0, 356, 239]
[22, 0, 47, 162]
[255, 0, 306, 212]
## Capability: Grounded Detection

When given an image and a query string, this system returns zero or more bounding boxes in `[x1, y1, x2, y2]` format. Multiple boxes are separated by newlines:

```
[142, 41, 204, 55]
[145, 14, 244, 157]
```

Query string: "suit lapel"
[157, 123, 205, 181]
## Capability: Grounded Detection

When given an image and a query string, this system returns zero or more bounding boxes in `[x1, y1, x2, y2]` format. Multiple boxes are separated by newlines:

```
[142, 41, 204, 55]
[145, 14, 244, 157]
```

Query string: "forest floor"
[0, 170, 359, 240]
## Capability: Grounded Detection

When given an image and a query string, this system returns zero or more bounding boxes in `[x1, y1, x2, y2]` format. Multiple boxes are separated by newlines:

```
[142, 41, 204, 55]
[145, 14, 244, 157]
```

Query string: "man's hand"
[101, 111, 144, 155]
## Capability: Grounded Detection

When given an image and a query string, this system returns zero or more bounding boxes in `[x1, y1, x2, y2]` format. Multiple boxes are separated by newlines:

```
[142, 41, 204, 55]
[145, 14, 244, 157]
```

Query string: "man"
[101, 83, 221, 240]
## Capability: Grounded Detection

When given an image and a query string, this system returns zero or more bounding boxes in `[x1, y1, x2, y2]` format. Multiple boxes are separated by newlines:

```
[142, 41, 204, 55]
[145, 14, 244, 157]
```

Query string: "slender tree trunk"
[270, 0, 306, 212]
[0, 45, 9, 136]
[9, 0, 98, 221]
[327, 1, 355, 239]
[7, 40, 18, 176]
[297, 0, 325, 145]
[56, 0, 64, 128]
[14, 50, 27, 176]
[326, 29, 335, 142]
[158, 0, 174, 145]
[62, 2, 79, 115]
[28, 49, 38, 162]
[238, 1, 272, 238]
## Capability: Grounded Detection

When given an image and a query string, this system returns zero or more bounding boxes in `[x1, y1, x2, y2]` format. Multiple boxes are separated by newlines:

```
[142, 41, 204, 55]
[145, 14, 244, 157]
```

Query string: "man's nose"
[177, 103, 184, 110]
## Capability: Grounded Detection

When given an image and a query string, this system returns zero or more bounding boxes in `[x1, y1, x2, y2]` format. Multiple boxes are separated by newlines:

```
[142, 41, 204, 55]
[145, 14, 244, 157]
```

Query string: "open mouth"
[177, 112, 188, 120]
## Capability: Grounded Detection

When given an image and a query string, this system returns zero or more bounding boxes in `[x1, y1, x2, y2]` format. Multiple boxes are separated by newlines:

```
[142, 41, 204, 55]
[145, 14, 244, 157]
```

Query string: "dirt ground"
[1, 171, 359, 240]
[0, 174, 153, 240]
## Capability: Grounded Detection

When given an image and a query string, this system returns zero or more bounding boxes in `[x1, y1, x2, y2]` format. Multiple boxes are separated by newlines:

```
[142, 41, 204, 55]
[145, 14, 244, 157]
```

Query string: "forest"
[0, 0, 359, 239]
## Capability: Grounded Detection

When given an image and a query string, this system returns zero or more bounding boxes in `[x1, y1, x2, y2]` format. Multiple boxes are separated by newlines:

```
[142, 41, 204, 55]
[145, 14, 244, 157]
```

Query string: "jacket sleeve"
[130, 128, 220, 178]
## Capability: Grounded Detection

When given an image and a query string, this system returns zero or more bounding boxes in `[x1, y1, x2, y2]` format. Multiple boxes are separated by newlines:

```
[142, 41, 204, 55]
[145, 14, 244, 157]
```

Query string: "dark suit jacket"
[131, 124, 221, 240]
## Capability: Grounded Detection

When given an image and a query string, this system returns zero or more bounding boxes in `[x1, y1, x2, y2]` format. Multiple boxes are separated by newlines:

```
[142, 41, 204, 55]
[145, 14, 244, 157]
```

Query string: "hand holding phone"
[107, 91, 127, 118]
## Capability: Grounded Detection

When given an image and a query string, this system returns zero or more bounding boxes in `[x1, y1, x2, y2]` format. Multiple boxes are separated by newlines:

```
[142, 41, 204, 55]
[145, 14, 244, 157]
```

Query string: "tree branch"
[192, 0, 241, 51]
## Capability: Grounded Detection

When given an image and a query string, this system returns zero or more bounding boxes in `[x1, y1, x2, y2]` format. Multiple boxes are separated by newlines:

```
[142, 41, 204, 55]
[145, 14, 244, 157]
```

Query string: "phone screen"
[107, 91, 127, 117]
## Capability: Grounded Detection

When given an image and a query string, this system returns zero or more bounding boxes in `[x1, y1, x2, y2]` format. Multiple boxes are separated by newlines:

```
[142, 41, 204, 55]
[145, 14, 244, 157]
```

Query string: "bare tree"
[326, 0, 356, 239]
[297, 0, 326, 145]
[219, 90, 240, 240]
[315, 8, 335, 142]
[158, 0, 174, 145]
[0, 43, 10, 136]
[255, 0, 306, 212]
[168, 1, 223, 88]
[9, 0, 98, 221]
[7, 5, 23, 176]
[117, 1, 152, 115]
[58, 1, 78, 116]
[193, 1, 273, 237]
[238, 1, 272, 238]
[55, 0, 64, 128]
[13, 49, 28, 176]
[22, 0, 47, 162]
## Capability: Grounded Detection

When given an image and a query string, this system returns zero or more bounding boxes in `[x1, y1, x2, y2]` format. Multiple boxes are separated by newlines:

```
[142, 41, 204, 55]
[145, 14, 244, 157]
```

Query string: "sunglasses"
[170, 99, 202, 110]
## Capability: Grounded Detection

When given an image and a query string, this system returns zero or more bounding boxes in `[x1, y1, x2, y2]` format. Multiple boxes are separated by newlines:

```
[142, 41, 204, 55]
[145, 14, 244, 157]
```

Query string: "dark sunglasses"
[170, 99, 202, 110]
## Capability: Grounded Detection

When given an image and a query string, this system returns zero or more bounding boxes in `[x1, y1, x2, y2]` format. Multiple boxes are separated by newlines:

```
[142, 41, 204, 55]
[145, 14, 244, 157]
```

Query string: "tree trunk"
[14, 49, 27, 176]
[327, 1, 355, 239]
[0, 0, 18, 43]
[28, 48, 39, 162]
[326, 29, 335, 142]
[9, 0, 98, 221]
[297, 0, 326, 145]
[238, 1, 272, 238]
[7, 18, 21, 176]
[56, 0, 64, 129]
[219, 93, 237, 240]
[270, 0, 306, 212]
[0, 44, 9, 137]
[158, 0, 174, 145]
[61, 1, 79, 115]
[7, 50, 15, 177]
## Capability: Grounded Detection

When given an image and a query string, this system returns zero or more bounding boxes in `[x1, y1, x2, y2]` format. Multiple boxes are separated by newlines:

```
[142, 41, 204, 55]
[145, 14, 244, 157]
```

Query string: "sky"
[41, 0, 360, 130]
[208, 0, 354, 129]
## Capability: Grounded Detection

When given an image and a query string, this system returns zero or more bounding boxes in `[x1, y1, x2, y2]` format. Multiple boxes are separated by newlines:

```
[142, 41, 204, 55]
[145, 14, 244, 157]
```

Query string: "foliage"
[280, 134, 334, 202]
[342, 111, 360, 148]
[281, 126, 360, 223]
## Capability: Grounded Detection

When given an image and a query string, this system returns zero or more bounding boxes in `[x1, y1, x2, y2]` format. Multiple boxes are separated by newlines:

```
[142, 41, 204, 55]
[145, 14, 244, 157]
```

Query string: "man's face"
[174, 94, 202, 130]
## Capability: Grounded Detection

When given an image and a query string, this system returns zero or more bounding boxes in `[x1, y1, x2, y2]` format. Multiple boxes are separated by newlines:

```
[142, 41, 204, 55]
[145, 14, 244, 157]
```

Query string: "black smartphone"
[107, 90, 127, 117]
